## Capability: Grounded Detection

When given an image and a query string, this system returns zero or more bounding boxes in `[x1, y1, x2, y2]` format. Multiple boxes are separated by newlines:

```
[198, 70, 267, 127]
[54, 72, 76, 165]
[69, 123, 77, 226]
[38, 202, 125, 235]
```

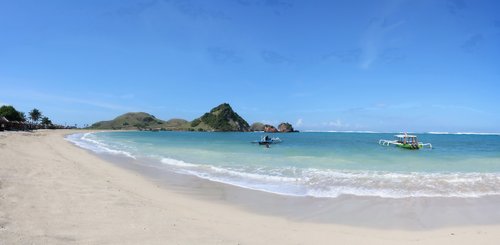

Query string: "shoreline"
[1, 130, 500, 244]
[69, 130, 500, 199]
[83, 134, 500, 230]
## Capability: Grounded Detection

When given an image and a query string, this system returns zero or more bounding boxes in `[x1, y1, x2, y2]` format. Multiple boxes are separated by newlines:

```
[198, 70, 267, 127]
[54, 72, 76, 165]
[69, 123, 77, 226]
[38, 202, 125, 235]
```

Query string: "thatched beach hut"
[0, 116, 8, 131]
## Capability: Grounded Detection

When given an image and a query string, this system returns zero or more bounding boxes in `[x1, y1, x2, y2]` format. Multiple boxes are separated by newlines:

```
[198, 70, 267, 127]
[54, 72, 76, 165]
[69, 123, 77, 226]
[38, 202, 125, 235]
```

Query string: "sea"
[66, 131, 500, 199]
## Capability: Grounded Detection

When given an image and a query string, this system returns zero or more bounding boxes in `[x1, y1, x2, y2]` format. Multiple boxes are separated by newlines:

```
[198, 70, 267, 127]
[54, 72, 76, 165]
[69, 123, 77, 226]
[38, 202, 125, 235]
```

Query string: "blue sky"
[1, 0, 499, 132]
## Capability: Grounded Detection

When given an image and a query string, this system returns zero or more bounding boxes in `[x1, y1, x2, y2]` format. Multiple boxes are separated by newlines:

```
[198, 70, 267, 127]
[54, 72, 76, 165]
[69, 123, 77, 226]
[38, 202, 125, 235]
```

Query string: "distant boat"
[252, 135, 282, 145]
[379, 133, 432, 150]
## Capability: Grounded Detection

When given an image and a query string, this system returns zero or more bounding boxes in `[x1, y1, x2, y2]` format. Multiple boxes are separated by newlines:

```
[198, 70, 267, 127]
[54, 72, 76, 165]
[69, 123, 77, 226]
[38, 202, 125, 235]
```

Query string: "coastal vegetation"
[41, 117, 53, 127]
[0, 105, 62, 130]
[0, 105, 25, 122]
[90, 112, 172, 130]
[191, 103, 250, 132]
[29, 108, 42, 125]
[1, 103, 297, 132]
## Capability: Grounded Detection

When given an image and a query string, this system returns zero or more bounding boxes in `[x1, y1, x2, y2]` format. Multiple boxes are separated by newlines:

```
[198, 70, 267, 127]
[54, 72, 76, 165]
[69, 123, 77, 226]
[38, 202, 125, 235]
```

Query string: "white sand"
[1, 130, 499, 244]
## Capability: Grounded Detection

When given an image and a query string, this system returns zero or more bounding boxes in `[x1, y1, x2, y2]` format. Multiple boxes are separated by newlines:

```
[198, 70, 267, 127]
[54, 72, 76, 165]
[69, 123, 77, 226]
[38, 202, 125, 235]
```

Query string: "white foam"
[66, 133, 136, 159]
[156, 158, 500, 198]
[327, 130, 380, 133]
[160, 157, 198, 167]
[427, 132, 450, 135]
[208, 165, 300, 183]
[296, 169, 500, 198]
[454, 132, 500, 136]
[304, 130, 382, 133]
[304, 131, 500, 136]
[427, 132, 500, 136]
[176, 169, 307, 197]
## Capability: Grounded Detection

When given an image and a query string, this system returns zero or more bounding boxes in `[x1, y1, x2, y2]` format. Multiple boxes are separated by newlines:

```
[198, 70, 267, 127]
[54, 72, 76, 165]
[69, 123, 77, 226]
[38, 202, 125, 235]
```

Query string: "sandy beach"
[1, 130, 499, 244]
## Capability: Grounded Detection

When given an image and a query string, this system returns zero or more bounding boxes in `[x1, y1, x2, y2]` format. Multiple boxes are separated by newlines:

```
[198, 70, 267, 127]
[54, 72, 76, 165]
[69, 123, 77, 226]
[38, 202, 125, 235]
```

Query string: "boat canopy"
[394, 134, 417, 138]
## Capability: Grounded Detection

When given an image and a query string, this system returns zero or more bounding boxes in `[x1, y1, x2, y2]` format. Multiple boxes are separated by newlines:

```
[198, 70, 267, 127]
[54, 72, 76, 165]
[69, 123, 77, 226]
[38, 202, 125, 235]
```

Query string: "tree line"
[0, 105, 59, 130]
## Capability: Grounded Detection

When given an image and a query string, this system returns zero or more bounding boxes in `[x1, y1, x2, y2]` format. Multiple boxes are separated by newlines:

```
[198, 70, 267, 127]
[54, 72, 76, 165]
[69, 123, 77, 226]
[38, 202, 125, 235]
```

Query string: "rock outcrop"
[278, 122, 295, 132]
[263, 124, 278, 133]
[250, 122, 265, 131]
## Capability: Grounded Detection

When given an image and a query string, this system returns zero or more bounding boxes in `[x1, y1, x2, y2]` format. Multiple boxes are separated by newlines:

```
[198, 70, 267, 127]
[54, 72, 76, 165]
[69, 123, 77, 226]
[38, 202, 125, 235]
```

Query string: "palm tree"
[19, 112, 26, 122]
[29, 108, 41, 123]
[41, 116, 52, 128]
[29, 108, 42, 129]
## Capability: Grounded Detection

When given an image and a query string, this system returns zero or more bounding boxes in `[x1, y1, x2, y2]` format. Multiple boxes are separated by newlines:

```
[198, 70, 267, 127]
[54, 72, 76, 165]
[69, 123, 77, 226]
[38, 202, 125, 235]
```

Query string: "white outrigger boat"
[379, 133, 432, 150]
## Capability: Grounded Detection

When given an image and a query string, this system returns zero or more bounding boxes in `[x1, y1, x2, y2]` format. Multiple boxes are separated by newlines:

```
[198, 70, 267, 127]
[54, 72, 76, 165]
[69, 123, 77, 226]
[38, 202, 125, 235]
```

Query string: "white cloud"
[431, 104, 490, 115]
[2, 89, 137, 111]
[296, 118, 303, 127]
[260, 120, 279, 126]
[360, 2, 405, 69]
[324, 119, 349, 128]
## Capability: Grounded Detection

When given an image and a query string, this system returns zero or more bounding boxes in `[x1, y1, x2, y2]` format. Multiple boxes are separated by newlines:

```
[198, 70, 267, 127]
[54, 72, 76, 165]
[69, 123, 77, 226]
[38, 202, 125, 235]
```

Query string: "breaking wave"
[159, 157, 500, 198]
[66, 132, 136, 159]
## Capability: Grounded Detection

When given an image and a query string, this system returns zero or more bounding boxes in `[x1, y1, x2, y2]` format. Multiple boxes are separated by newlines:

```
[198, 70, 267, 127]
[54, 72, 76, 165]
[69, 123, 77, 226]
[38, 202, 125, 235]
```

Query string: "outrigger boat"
[252, 135, 282, 145]
[379, 133, 432, 150]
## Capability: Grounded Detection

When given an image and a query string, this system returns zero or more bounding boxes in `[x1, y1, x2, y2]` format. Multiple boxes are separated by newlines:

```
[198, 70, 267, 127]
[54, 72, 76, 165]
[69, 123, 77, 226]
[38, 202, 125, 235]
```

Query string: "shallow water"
[67, 131, 500, 198]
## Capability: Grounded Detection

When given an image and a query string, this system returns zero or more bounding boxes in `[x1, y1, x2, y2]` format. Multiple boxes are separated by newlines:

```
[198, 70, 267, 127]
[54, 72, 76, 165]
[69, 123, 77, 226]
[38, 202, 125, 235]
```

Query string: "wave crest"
[158, 157, 500, 198]
[66, 133, 136, 159]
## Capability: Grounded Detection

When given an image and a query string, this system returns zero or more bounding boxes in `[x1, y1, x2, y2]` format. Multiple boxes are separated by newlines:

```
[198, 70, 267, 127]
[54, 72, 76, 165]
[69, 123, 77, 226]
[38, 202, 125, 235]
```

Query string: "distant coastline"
[89, 103, 298, 133]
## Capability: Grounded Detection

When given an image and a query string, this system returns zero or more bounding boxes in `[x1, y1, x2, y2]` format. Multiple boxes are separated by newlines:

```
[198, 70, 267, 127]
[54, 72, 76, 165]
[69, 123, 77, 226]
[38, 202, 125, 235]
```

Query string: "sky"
[1, 0, 499, 132]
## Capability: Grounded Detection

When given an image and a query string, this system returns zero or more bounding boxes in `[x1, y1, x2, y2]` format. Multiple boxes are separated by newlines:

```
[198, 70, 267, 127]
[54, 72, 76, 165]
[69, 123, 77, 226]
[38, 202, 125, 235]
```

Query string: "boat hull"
[256, 140, 280, 145]
[396, 143, 420, 150]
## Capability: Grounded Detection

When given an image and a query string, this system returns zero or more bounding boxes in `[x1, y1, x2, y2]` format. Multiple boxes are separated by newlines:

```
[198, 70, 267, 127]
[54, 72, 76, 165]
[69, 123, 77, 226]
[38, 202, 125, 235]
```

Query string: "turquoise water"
[67, 131, 500, 198]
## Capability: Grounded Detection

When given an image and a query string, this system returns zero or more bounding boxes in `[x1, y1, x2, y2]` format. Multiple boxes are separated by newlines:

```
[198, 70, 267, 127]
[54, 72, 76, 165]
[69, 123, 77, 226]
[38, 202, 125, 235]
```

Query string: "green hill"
[89, 103, 251, 131]
[190, 103, 250, 132]
[164, 118, 189, 128]
[90, 112, 169, 130]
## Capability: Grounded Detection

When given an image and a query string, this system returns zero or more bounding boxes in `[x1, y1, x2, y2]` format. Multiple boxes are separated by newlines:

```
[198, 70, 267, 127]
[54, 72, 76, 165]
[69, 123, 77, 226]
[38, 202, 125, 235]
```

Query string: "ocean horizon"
[303, 130, 500, 135]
